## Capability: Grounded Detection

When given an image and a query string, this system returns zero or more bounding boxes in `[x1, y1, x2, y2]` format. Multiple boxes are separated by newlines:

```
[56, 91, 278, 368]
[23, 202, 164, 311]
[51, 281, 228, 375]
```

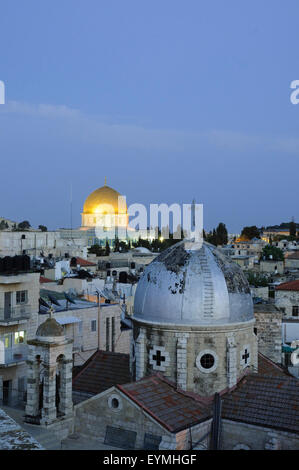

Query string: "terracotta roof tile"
[75, 257, 97, 267]
[73, 350, 130, 395]
[275, 280, 299, 291]
[117, 375, 211, 432]
[258, 352, 291, 377]
[222, 374, 299, 434]
[40, 276, 54, 283]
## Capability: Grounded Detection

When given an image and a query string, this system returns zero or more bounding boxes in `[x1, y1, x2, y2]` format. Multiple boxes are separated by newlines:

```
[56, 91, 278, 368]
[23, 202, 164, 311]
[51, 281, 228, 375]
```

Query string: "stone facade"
[0, 272, 40, 406]
[38, 305, 100, 366]
[131, 319, 258, 396]
[73, 386, 212, 450]
[275, 289, 299, 318]
[0, 231, 87, 258]
[25, 330, 73, 439]
[99, 303, 130, 355]
[260, 260, 284, 274]
[254, 304, 282, 363]
[221, 419, 299, 450]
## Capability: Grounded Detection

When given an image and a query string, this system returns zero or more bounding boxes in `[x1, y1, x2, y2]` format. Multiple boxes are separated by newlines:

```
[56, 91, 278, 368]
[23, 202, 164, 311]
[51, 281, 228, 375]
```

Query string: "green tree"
[88, 244, 104, 256]
[216, 222, 228, 245]
[246, 272, 268, 287]
[241, 226, 260, 240]
[18, 220, 31, 230]
[113, 237, 120, 252]
[0, 221, 8, 230]
[38, 225, 47, 232]
[105, 240, 110, 256]
[289, 219, 296, 238]
[261, 245, 284, 261]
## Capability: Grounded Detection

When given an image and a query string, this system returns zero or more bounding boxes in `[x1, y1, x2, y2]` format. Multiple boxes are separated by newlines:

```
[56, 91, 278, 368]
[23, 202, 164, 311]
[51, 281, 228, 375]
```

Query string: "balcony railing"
[0, 304, 31, 323]
[0, 344, 28, 366]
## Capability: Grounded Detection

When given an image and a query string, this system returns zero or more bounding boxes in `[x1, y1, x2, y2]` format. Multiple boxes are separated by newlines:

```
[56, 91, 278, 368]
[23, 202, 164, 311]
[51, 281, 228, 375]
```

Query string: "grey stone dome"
[133, 240, 253, 326]
[36, 317, 64, 338]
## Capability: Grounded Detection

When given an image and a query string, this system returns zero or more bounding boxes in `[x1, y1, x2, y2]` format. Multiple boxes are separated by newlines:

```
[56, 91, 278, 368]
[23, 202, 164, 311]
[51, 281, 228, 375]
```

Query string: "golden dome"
[83, 183, 127, 214]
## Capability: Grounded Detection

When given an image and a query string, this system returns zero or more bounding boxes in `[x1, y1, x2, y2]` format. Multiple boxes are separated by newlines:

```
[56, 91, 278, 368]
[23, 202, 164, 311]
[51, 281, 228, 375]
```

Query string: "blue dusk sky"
[0, 0, 298, 233]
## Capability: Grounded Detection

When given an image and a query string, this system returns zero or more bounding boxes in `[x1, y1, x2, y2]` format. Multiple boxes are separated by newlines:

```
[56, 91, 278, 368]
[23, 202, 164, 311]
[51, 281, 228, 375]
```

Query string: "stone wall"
[132, 320, 258, 396]
[73, 386, 212, 450]
[74, 387, 170, 449]
[99, 304, 130, 354]
[221, 419, 299, 450]
[254, 305, 282, 363]
[260, 260, 284, 274]
[276, 290, 299, 318]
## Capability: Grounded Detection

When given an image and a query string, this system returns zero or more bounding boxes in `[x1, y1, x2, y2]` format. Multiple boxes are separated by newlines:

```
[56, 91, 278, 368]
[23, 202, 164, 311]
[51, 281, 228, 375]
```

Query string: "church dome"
[36, 317, 64, 341]
[83, 183, 127, 214]
[133, 240, 253, 326]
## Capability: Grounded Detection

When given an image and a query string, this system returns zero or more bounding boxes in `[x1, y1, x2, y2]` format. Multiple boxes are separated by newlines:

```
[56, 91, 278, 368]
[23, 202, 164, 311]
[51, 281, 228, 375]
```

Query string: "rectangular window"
[111, 317, 115, 352]
[292, 306, 299, 317]
[106, 318, 110, 351]
[91, 320, 97, 332]
[16, 290, 28, 304]
[14, 331, 26, 344]
[4, 334, 12, 349]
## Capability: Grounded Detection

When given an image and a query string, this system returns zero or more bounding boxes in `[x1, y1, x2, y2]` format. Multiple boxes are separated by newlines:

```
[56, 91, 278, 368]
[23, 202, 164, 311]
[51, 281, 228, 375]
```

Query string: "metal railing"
[0, 304, 31, 322]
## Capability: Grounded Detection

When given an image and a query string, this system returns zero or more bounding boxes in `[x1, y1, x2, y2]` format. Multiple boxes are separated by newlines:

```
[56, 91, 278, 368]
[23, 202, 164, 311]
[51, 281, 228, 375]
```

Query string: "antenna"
[70, 183, 73, 239]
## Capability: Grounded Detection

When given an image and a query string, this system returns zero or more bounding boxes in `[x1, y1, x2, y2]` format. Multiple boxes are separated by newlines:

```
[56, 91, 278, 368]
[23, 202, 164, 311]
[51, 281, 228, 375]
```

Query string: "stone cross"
[242, 349, 250, 364]
[153, 350, 166, 367]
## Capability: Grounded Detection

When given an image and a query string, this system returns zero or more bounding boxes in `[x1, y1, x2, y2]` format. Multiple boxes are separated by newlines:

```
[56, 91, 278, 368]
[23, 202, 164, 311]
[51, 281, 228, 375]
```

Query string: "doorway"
[3, 380, 12, 405]
[4, 292, 12, 320]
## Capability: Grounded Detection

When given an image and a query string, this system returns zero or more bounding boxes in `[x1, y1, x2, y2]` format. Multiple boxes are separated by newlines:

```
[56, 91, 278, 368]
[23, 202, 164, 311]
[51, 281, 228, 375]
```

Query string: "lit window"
[14, 331, 26, 344]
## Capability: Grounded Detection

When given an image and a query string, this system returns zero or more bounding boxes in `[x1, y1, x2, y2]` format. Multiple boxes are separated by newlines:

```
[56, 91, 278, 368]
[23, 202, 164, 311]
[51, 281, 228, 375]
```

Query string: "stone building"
[70, 241, 299, 450]
[275, 280, 299, 318]
[285, 251, 299, 270]
[260, 259, 284, 275]
[0, 260, 40, 407]
[99, 303, 130, 355]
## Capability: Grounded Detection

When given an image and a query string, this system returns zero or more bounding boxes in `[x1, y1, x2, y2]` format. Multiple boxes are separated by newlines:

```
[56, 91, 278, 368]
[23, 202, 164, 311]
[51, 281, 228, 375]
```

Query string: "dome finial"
[104, 176, 107, 186]
[48, 305, 55, 318]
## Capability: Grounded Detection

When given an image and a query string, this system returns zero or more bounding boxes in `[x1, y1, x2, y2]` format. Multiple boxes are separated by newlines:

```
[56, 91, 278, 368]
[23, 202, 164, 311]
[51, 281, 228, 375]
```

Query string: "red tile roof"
[258, 352, 290, 377]
[75, 257, 97, 267]
[117, 374, 211, 432]
[73, 350, 130, 396]
[221, 374, 299, 434]
[40, 276, 54, 283]
[275, 280, 299, 291]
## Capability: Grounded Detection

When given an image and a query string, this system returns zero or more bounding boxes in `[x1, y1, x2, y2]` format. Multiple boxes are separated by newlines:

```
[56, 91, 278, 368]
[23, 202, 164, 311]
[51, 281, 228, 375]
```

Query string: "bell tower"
[25, 308, 73, 431]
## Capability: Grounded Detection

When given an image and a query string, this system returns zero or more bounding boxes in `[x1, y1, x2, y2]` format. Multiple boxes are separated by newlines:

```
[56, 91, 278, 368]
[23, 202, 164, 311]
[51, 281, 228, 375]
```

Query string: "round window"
[108, 394, 123, 411]
[200, 353, 215, 369]
[196, 350, 218, 373]
[111, 398, 119, 409]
